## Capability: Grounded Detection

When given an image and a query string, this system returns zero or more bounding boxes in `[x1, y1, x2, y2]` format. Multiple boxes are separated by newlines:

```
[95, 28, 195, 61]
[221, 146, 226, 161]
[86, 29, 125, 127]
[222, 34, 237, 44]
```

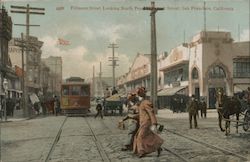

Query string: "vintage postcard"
[0, 0, 249, 161]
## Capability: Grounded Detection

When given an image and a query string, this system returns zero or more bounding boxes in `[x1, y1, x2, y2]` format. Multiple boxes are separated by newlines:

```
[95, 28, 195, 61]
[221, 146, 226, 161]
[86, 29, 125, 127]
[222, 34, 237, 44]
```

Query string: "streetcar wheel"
[243, 111, 250, 131]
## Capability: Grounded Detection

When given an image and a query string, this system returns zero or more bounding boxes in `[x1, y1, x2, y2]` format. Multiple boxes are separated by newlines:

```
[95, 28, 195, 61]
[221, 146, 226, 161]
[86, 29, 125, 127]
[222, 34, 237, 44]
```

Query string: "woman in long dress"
[133, 87, 164, 158]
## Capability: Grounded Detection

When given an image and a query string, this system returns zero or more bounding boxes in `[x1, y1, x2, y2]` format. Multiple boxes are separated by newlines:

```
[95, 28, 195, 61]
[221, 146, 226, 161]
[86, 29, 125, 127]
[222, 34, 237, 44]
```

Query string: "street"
[1, 107, 250, 162]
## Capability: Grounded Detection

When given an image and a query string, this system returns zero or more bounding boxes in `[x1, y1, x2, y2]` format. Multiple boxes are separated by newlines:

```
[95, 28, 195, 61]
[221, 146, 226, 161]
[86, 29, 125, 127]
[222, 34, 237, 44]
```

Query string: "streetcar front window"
[80, 85, 90, 96]
[62, 86, 69, 96]
[71, 85, 81, 95]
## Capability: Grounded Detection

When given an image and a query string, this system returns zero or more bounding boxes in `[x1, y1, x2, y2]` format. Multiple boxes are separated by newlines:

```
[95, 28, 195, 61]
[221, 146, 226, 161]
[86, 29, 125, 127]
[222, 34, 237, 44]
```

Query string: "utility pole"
[99, 62, 103, 97]
[10, 4, 45, 118]
[93, 65, 95, 98]
[238, 24, 240, 42]
[13, 33, 27, 116]
[143, 2, 163, 114]
[108, 43, 119, 88]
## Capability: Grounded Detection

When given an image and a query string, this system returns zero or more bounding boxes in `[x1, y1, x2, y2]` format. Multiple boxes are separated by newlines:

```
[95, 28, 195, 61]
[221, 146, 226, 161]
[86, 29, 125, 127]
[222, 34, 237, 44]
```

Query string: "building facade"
[0, 7, 21, 102]
[188, 31, 250, 108]
[117, 31, 250, 109]
[42, 56, 62, 97]
[117, 53, 151, 94]
[40, 62, 50, 97]
[9, 35, 44, 95]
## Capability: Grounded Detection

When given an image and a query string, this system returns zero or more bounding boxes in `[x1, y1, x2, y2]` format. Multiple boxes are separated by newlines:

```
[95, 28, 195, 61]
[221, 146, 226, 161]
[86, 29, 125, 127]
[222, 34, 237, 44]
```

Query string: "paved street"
[1, 108, 250, 162]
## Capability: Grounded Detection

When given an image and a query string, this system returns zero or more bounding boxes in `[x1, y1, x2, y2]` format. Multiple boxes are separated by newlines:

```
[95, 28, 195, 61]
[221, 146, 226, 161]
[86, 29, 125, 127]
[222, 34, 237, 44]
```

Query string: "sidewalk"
[1, 109, 42, 122]
[157, 108, 218, 119]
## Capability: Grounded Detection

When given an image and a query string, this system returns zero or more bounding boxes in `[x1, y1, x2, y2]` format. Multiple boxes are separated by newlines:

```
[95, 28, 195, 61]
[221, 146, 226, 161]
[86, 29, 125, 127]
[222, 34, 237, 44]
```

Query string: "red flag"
[58, 38, 70, 45]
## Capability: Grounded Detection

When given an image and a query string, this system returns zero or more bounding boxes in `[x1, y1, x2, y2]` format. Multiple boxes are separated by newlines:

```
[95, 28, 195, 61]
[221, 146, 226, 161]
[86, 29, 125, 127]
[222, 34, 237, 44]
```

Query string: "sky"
[1, 0, 249, 79]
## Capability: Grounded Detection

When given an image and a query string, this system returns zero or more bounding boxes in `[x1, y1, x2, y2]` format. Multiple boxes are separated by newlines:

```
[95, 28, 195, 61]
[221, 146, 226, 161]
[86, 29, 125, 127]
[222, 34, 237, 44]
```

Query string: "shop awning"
[158, 86, 187, 96]
[234, 84, 250, 93]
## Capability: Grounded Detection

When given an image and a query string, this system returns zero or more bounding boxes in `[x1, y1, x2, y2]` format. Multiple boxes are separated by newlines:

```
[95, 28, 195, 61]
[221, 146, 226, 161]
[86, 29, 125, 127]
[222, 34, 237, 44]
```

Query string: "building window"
[209, 65, 226, 78]
[192, 68, 199, 79]
[164, 65, 188, 85]
[233, 61, 250, 78]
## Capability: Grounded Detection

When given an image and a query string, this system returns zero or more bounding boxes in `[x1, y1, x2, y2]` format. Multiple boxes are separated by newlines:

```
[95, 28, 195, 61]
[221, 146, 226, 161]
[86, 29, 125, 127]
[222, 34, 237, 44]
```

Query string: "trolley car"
[61, 78, 90, 115]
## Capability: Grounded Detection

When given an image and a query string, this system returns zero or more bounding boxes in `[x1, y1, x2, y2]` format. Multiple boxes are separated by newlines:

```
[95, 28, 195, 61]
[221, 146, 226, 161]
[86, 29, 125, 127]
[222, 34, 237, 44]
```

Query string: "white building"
[117, 31, 250, 109]
[117, 53, 151, 95]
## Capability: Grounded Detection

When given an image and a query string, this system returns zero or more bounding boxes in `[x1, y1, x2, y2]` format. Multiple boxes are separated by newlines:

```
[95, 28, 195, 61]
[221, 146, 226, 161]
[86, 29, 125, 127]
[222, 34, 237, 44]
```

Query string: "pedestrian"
[54, 96, 60, 116]
[200, 98, 207, 118]
[133, 87, 163, 158]
[119, 93, 139, 151]
[187, 95, 199, 129]
[95, 98, 103, 119]
[104, 88, 111, 99]
[112, 87, 118, 95]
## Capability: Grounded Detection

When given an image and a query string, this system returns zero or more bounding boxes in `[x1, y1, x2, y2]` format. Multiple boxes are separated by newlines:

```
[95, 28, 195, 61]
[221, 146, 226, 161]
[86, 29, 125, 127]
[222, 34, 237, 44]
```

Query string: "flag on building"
[58, 38, 70, 46]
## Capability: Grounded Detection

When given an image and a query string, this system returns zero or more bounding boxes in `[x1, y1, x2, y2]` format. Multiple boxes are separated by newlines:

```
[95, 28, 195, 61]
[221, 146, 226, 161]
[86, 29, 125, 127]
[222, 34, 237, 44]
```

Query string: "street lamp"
[3, 78, 8, 121]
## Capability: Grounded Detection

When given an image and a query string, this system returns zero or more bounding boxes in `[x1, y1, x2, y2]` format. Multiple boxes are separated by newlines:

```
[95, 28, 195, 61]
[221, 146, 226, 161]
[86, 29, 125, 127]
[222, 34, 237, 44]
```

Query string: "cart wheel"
[243, 110, 250, 131]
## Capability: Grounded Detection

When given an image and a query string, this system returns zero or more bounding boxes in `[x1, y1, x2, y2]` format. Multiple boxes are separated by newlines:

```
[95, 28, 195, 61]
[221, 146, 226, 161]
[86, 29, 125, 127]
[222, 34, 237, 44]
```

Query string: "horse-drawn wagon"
[217, 94, 250, 135]
[104, 94, 123, 116]
[242, 107, 250, 131]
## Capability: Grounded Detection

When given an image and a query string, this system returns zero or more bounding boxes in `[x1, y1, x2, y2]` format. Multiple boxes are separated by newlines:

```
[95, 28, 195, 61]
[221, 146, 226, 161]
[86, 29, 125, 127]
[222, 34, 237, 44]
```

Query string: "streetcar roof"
[61, 82, 90, 86]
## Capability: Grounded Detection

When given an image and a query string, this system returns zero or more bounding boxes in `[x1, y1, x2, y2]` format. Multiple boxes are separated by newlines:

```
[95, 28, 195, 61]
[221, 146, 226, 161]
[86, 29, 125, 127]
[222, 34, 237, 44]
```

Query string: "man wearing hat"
[187, 95, 199, 129]
[200, 97, 207, 118]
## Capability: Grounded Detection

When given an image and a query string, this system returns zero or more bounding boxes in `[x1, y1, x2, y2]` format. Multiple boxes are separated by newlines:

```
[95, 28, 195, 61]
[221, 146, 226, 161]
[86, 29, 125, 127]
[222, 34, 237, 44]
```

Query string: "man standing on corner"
[187, 95, 199, 129]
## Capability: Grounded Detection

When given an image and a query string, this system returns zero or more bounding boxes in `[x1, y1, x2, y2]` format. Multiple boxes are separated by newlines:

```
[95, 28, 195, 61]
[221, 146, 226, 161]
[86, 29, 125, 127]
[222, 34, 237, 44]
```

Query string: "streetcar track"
[164, 129, 248, 161]
[162, 146, 189, 162]
[45, 116, 68, 162]
[85, 117, 111, 162]
[59, 132, 126, 138]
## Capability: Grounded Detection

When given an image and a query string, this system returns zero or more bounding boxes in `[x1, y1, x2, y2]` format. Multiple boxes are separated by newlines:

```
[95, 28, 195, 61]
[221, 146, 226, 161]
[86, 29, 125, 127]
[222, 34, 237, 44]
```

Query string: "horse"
[217, 95, 241, 136]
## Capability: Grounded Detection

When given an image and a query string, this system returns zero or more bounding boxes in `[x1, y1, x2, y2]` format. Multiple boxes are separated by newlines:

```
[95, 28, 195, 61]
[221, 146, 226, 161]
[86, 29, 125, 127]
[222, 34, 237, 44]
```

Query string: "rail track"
[163, 128, 248, 162]
[43, 116, 113, 162]
[85, 117, 111, 162]
[45, 116, 68, 162]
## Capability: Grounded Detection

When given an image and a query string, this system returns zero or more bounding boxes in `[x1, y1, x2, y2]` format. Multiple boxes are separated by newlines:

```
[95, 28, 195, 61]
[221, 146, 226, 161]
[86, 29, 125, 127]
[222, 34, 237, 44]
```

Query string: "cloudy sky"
[2, 0, 249, 79]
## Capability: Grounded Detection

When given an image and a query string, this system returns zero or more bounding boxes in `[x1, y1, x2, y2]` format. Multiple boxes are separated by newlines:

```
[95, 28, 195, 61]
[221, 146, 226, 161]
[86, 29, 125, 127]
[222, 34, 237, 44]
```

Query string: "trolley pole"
[143, 2, 164, 114]
[10, 4, 45, 118]
[108, 43, 119, 88]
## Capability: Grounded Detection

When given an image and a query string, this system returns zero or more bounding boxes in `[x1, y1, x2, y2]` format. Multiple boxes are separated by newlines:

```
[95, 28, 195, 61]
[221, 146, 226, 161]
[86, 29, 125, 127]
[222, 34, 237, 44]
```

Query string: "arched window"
[192, 68, 199, 79]
[209, 65, 226, 78]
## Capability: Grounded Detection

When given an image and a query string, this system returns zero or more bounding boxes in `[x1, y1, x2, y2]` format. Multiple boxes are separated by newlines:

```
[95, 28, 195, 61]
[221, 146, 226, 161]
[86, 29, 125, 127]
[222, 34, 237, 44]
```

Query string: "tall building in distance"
[42, 56, 62, 96]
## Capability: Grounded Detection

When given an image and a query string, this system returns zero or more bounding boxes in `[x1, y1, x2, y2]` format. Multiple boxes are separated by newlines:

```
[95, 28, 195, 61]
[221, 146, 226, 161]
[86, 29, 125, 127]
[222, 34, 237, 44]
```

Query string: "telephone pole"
[143, 1, 164, 114]
[93, 65, 95, 98]
[99, 62, 103, 97]
[13, 33, 28, 115]
[10, 4, 45, 118]
[108, 43, 119, 88]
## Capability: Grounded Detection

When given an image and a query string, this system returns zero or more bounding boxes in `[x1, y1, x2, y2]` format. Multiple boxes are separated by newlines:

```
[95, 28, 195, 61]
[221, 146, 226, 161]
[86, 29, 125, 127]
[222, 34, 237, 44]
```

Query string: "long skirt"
[133, 123, 163, 155]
